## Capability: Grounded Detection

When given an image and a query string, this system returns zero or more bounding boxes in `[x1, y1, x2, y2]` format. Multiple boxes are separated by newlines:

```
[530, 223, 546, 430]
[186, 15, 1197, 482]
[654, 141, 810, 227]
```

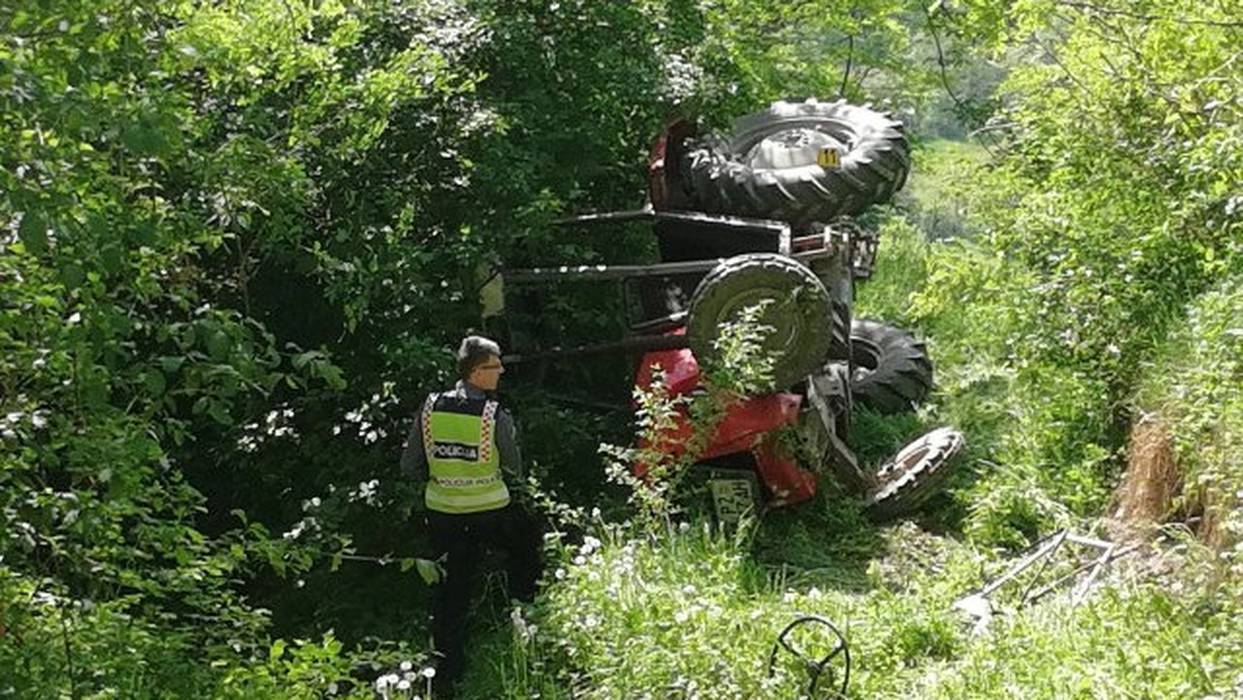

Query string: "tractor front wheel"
[864, 427, 965, 520]
[849, 319, 933, 414]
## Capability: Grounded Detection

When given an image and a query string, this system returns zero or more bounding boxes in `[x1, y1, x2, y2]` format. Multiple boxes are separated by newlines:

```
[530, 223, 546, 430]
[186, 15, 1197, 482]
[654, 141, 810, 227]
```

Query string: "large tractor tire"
[681, 99, 910, 227]
[865, 427, 965, 520]
[850, 319, 933, 414]
[687, 253, 833, 392]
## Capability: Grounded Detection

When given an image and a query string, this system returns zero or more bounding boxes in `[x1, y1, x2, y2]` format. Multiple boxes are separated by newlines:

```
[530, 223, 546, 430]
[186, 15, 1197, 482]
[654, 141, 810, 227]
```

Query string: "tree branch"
[923, 5, 998, 156]
[838, 35, 854, 99]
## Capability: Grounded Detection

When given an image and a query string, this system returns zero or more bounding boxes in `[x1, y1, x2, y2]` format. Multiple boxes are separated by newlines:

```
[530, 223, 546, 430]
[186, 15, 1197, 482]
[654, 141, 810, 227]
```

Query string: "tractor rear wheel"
[681, 99, 910, 226]
[687, 253, 833, 392]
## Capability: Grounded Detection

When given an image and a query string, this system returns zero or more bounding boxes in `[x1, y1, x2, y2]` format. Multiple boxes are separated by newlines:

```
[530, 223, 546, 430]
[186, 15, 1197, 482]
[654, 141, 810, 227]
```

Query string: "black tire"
[850, 319, 932, 414]
[864, 427, 965, 520]
[681, 99, 910, 227]
[687, 253, 832, 391]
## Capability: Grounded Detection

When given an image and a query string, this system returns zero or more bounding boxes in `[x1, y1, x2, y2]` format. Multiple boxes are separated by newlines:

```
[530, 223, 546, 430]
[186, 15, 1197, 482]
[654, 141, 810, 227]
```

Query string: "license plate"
[817, 147, 840, 168]
[708, 472, 761, 526]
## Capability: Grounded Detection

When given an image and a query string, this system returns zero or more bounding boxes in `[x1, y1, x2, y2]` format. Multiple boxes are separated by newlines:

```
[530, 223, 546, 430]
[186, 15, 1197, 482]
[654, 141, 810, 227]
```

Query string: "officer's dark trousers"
[428, 504, 542, 686]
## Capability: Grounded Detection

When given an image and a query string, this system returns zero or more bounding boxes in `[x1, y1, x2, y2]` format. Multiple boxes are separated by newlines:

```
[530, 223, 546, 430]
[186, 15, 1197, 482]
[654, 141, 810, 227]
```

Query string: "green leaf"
[18, 212, 48, 254]
[159, 356, 186, 373]
[206, 330, 231, 360]
[144, 370, 167, 396]
[206, 401, 231, 425]
[122, 121, 168, 157]
[292, 350, 321, 369]
[100, 245, 123, 275]
[415, 558, 443, 585]
[130, 221, 157, 246]
[316, 363, 347, 391]
[59, 263, 84, 289]
[270, 639, 287, 660]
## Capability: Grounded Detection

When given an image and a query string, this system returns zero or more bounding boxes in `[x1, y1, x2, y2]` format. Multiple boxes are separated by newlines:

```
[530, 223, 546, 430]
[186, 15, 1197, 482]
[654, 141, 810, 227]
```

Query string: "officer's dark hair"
[457, 335, 502, 379]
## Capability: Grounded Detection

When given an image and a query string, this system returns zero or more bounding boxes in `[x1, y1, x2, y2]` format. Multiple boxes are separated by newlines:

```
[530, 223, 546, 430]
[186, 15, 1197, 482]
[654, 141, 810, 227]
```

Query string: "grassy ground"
[450, 140, 1243, 699]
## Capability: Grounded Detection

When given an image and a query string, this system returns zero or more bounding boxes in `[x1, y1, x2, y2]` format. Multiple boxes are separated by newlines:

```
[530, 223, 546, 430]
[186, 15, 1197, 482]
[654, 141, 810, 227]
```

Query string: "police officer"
[401, 336, 541, 691]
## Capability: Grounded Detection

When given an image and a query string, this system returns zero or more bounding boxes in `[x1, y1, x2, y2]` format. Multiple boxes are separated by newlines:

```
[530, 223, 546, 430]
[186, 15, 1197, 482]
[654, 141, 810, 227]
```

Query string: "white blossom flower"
[283, 522, 304, 540]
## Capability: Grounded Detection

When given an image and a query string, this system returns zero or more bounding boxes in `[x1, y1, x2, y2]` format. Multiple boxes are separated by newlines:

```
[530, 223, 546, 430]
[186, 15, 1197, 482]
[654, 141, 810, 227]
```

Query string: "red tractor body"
[634, 339, 817, 507]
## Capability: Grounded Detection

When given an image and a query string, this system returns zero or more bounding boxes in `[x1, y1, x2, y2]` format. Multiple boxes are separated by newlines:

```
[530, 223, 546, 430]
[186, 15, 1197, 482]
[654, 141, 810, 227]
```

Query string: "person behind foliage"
[401, 335, 542, 693]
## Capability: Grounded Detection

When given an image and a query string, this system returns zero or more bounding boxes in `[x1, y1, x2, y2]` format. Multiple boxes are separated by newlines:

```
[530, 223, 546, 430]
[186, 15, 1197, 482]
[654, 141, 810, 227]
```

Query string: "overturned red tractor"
[499, 99, 964, 521]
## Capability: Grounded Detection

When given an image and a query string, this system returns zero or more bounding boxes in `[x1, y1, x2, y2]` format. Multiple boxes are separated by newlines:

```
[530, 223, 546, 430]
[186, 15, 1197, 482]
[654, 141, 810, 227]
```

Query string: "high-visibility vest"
[421, 392, 511, 514]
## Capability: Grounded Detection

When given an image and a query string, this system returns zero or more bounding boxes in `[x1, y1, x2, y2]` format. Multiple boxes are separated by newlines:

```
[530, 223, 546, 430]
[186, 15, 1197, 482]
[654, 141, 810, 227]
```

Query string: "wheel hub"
[747, 128, 847, 170]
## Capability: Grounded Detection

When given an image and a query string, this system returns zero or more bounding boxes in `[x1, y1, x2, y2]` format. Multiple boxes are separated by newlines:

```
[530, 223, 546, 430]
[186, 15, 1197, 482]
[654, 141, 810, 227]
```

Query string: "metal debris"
[952, 529, 1140, 633]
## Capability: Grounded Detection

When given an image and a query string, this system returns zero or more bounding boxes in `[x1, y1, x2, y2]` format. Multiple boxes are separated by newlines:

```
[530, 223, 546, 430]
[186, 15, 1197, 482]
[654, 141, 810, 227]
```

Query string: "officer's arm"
[400, 415, 428, 482]
[495, 408, 524, 482]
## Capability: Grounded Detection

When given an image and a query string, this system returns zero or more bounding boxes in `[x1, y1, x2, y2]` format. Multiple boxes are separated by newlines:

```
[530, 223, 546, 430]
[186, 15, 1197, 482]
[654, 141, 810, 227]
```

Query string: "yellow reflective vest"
[421, 392, 511, 514]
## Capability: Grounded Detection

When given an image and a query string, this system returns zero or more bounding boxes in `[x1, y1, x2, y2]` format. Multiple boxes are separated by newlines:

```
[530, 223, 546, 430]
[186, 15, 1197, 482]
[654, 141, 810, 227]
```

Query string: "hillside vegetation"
[2, 0, 1241, 698]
